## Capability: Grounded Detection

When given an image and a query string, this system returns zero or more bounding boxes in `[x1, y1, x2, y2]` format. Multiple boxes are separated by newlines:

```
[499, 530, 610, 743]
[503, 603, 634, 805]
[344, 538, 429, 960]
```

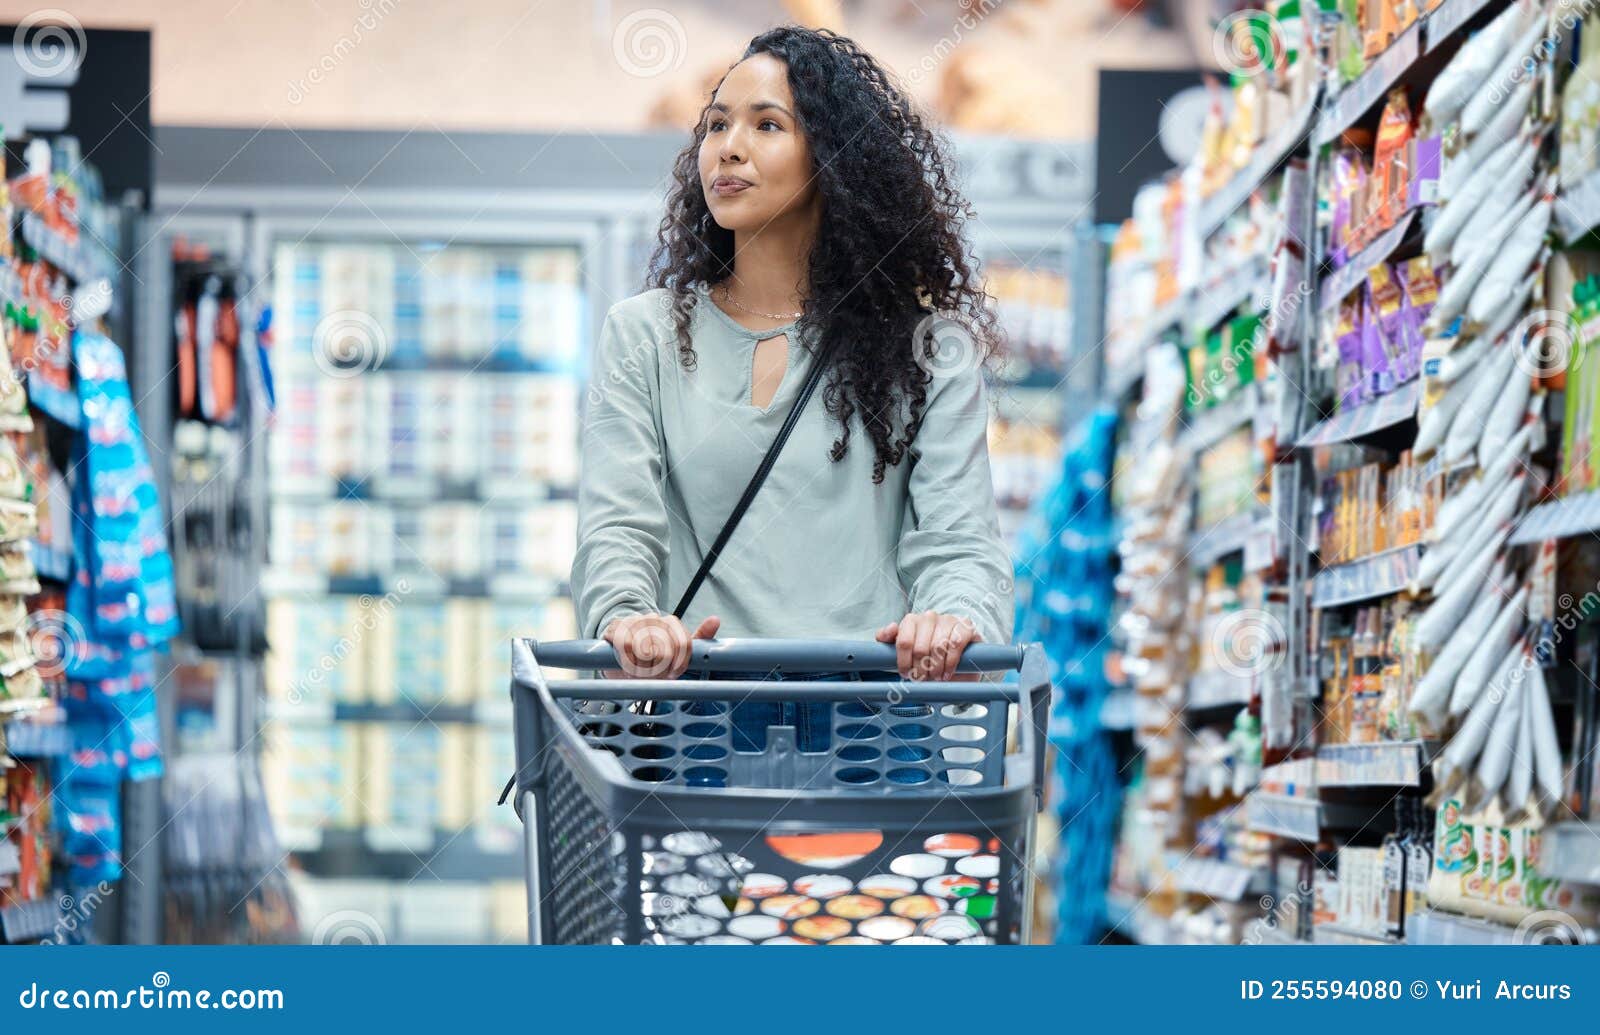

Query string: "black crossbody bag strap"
[670, 345, 828, 620]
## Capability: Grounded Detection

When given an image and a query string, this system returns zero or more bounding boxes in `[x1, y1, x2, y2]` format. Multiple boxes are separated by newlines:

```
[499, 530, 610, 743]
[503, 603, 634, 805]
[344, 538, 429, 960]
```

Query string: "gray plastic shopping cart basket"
[509, 636, 1050, 945]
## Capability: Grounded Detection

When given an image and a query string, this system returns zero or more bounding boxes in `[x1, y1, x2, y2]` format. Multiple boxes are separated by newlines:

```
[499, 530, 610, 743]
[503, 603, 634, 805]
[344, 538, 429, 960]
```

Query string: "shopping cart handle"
[529, 637, 1025, 673]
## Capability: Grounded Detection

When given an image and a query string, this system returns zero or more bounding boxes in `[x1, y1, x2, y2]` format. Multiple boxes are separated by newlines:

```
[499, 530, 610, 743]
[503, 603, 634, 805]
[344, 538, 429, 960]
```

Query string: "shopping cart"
[509, 636, 1050, 945]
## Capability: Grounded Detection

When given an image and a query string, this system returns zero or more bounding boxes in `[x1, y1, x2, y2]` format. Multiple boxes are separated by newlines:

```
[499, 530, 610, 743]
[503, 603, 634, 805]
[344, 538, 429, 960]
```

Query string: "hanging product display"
[1012, 406, 1118, 944]
[0, 128, 179, 944]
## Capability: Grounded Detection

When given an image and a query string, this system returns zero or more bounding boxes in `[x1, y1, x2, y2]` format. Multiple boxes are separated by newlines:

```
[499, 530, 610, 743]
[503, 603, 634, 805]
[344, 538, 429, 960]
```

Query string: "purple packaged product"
[1409, 136, 1444, 210]
[1370, 267, 1411, 389]
[1335, 299, 1365, 410]
[1360, 285, 1391, 401]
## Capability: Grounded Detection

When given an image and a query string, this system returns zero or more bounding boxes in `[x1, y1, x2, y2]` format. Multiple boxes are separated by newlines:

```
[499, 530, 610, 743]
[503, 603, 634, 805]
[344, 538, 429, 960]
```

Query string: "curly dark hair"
[646, 25, 1003, 484]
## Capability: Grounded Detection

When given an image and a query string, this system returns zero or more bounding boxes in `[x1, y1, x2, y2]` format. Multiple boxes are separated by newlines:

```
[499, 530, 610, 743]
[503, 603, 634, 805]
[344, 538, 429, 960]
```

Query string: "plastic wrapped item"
[1422, 2, 1533, 129]
[1442, 341, 1519, 465]
[1465, 641, 1527, 811]
[1414, 534, 1505, 651]
[1449, 141, 1538, 269]
[1460, 14, 1550, 136]
[1425, 136, 1521, 259]
[1468, 194, 1551, 325]
[1416, 348, 1489, 456]
[1447, 584, 1526, 716]
[1409, 588, 1502, 722]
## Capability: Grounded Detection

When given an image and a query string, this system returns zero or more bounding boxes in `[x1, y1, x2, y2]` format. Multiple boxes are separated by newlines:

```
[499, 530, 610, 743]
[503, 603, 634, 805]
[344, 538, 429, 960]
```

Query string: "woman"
[571, 25, 1014, 750]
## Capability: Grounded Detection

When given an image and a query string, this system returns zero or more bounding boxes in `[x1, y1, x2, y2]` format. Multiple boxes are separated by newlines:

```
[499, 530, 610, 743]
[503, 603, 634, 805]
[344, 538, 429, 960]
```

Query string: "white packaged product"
[1442, 341, 1520, 465]
[1414, 534, 1506, 651]
[1476, 362, 1535, 470]
[1441, 79, 1537, 201]
[1423, 3, 1536, 129]
[1435, 642, 1520, 795]
[1409, 587, 1503, 722]
[1447, 584, 1526, 717]
[1450, 143, 1538, 269]
[1467, 641, 1527, 810]
[1431, 191, 1535, 330]
[1468, 194, 1552, 324]
[1504, 675, 1535, 818]
[1526, 661, 1563, 807]
[1415, 351, 1489, 457]
[1460, 15, 1551, 136]
[1425, 136, 1521, 260]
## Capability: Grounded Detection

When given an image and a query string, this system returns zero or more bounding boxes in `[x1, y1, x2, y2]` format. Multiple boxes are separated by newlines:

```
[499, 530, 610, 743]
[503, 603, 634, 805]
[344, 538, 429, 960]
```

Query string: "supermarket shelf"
[1407, 910, 1521, 946]
[293, 827, 521, 882]
[1538, 823, 1600, 885]
[1310, 542, 1424, 609]
[1314, 921, 1398, 945]
[1425, 0, 1500, 51]
[3, 713, 71, 757]
[1556, 168, 1600, 242]
[1195, 101, 1319, 240]
[0, 696, 51, 716]
[1187, 669, 1252, 713]
[1170, 856, 1268, 902]
[261, 568, 570, 601]
[1314, 20, 1423, 146]
[1318, 210, 1419, 311]
[1245, 792, 1321, 841]
[1296, 379, 1420, 449]
[280, 351, 572, 377]
[273, 473, 576, 504]
[0, 898, 62, 944]
[266, 699, 510, 726]
[1245, 792, 1376, 840]
[19, 212, 114, 286]
[26, 538, 71, 582]
[1509, 490, 1600, 546]
[1316, 739, 1435, 787]
[1188, 260, 1272, 333]
[1182, 383, 1258, 454]
[1188, 511, 1256, 568]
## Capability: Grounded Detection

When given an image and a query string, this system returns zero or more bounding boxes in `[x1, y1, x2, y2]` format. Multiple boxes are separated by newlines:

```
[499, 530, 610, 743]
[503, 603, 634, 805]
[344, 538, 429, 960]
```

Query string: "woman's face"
[698, 53, 817, 233]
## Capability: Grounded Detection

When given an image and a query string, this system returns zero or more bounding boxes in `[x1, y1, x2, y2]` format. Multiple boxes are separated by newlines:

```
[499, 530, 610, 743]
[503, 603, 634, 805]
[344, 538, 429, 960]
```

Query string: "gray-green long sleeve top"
[571, 284, 1015, 646]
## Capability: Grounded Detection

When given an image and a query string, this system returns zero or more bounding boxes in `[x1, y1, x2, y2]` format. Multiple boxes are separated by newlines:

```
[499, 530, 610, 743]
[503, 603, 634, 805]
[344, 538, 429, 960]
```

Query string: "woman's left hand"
[875, 611, 982, 681]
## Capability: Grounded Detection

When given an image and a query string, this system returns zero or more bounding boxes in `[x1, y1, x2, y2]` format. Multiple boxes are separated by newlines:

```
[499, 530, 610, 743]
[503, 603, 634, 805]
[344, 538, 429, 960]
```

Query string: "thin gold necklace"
[717, 282, 803, 321]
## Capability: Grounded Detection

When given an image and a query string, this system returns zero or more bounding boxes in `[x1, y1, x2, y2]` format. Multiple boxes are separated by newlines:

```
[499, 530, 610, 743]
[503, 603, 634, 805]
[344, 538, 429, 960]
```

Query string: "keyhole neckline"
[693, 280, 800, 339]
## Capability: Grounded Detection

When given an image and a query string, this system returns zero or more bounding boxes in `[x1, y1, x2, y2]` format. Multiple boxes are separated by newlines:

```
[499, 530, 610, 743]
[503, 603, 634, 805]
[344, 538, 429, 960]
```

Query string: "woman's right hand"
[601, 612, 721, 679]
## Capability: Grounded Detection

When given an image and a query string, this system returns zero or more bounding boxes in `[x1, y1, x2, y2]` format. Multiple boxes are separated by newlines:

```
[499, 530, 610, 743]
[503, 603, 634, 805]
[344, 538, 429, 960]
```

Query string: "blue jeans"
[706, 669, 901, 754]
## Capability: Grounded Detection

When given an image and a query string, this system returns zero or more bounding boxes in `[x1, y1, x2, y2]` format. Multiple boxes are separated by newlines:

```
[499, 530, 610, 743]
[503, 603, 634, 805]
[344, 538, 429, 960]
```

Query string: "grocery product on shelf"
[1096, 0, 1600, 944]
[261, 239, 587, 934]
